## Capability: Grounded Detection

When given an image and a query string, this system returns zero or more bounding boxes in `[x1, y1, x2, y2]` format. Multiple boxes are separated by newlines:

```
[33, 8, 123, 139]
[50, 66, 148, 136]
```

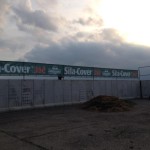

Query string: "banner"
[64, 66, 93, 77]
[0, 61, 138, 78]
[47, 64, 63, 76]
[94, 68, 138, 78]
[0, 61, 63, 76]
[0, 61, 31, 75]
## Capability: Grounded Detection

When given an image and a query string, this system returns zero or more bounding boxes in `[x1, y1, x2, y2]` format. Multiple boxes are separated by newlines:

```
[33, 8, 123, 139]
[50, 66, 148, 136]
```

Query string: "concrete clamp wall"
[141, 80, 150, 98]
[0, 79, 140, 112]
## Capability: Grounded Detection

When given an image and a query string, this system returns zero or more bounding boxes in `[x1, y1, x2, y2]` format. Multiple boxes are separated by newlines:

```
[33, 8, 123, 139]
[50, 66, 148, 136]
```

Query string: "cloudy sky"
[0, 0, 150, 70]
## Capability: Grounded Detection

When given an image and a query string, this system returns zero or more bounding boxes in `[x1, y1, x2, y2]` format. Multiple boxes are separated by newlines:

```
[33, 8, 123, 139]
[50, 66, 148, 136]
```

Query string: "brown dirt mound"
[82, 96, 136, 112]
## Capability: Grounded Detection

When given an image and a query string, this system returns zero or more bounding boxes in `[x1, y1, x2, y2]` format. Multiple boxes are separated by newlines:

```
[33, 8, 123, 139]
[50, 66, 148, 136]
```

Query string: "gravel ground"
[0, 99, 150, 150]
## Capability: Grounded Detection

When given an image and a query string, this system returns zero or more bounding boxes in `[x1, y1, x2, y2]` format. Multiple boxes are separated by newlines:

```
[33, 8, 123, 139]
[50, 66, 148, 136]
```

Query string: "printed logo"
[48, 66, 61, 75]
[102, 70, 111, 77]
[94, 69, 101, 76]
[131, 71, 138, 78]
[112, 70, 131, 77]
[64, 67, 92, 76]
[0, 64, 31, 74]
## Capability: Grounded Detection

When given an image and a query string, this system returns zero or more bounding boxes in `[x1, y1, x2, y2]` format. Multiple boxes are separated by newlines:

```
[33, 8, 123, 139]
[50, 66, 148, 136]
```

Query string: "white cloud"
[35, 0, 58, 9]
[0, 0, 10, 29]
[74, 17, 103, 27]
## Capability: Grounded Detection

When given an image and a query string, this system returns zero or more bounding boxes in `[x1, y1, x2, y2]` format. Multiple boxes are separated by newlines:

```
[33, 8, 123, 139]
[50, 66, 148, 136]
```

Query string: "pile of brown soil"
[82, 96, 135, 112]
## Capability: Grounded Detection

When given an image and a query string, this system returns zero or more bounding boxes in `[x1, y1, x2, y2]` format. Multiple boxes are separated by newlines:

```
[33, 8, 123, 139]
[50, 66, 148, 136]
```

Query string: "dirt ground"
[0, 99, 150, 150]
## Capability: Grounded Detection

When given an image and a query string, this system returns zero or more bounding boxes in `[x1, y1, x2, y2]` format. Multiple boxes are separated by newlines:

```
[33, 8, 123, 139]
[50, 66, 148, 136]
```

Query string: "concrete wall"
[0, 79, 140, 112]
[141, 80, 150, 98]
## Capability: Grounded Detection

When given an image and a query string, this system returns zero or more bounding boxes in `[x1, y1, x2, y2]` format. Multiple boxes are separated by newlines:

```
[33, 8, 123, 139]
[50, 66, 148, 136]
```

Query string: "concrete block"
[98, 80, 106, 96]
[86, 81, 93, 101]
[136, 81, 140, 98]
[78, 81, 87, 102]
[45, 80, 55, 105]
[93, 81, 101, 97]
[93, 80, 112, 97]
[141, 81, 149, 98]
[117, 80, 124, 98]
[105, 80, 112, 96]
[111, 80, 118, 97]
[132, 80, 140, 98]
[21, 80, 33, 106]
[126, 80, 132, 98]
[8, 80, 21, 108]
[0, 80, 8, 108]
[63, 81, 72, 104]
[71, 81, 80, 104]
[54, 81, 63, 104]
[122, 80, 129, 98]
[33, 80, 45, 106]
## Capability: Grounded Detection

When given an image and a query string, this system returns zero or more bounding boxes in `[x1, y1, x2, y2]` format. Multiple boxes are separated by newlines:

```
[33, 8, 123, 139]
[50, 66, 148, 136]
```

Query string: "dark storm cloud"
[23, 38, 150, 69]
[23, 28, 150, 69]
[12, 1, 62, 32]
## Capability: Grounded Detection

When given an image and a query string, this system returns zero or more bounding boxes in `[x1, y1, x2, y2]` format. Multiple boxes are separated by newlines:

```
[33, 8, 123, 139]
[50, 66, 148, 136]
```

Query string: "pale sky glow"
[98, 0, 150, 46]
[0, 0, 150, 69]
